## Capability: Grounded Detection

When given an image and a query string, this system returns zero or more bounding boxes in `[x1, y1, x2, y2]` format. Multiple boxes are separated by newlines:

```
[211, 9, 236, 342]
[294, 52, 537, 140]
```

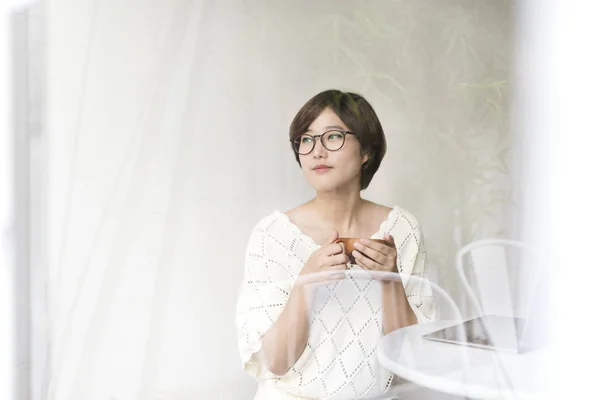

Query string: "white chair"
[293, 270, 467, 400]
[456, 239, 542, 320]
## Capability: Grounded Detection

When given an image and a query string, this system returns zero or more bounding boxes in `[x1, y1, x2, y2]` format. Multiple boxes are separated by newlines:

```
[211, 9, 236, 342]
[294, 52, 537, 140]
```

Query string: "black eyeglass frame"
[290, 130, 356, 155]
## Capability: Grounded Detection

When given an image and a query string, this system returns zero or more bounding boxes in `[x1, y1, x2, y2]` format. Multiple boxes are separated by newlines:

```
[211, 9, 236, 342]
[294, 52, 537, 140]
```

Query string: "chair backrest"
[456, 239, 541, 319]
[294, 269, 464, 326]
[288, 270, 468, 400]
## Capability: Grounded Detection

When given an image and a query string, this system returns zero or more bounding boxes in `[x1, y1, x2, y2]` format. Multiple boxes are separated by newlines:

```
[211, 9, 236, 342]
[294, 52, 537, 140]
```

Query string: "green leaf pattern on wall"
[234, 0, 513, 312]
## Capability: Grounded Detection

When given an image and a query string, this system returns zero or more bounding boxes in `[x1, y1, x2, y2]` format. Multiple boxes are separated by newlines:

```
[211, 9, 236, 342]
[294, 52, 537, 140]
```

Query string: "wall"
[45, 0, 513, 398]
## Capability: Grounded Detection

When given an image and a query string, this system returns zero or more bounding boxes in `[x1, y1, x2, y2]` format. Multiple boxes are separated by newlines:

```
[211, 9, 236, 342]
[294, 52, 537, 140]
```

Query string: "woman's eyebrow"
[306, 125, 345, 132]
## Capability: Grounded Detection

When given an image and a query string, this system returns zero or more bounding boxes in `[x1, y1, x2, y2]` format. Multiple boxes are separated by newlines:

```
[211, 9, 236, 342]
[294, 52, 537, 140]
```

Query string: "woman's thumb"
[329, 230, 339, 243]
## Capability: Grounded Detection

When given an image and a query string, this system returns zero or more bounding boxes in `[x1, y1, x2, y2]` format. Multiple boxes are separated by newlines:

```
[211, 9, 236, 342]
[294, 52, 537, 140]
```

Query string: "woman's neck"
[310, 188, 367, 234]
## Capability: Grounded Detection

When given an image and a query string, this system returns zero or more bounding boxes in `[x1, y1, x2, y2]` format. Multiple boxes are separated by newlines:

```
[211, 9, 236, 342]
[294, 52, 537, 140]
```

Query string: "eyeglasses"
[291, 130, 356, 155]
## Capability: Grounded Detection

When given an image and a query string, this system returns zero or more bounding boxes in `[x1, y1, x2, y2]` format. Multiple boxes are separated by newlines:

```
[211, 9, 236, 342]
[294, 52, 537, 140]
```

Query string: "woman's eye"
[326, 132, 343, 140]
[301, 136, 313, 143]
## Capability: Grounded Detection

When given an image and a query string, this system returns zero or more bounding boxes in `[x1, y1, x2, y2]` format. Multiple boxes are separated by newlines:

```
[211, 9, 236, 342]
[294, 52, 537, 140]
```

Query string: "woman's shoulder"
[369, 202, 421, 234]
[248, 207, 303, 240]
[392, 205, 421, 229]
[366, 202, 393, 220]
[282, 201, 312, 221]
[249, 210, 285, 233]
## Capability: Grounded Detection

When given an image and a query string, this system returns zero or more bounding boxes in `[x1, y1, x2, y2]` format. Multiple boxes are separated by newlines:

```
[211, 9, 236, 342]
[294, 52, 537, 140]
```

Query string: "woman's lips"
[313, 166, 332, 174]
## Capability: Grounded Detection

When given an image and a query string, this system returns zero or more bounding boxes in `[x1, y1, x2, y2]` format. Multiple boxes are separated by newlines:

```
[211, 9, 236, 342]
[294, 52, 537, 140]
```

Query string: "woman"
[236, 90, 435, 399]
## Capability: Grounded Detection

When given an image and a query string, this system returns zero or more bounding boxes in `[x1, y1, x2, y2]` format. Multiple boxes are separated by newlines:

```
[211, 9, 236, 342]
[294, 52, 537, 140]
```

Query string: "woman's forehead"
[306, 109, 349, 131]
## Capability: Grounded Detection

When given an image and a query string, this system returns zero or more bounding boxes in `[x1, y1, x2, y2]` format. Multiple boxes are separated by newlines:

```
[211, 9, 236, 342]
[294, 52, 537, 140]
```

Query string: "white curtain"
[1, 5, 17, 399]
[45, 0, 513, 398]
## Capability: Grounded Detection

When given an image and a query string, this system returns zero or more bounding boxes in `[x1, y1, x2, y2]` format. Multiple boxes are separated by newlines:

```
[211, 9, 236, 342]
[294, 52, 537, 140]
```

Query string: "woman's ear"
[361, 152, 370, 168]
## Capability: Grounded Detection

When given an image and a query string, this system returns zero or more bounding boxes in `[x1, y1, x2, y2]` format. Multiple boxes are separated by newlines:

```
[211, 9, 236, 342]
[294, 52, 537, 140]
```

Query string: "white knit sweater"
[235, 206, 436, 399]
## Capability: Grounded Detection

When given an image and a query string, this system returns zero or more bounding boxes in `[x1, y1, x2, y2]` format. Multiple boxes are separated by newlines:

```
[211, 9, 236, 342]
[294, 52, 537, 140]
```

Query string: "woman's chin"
[309, 181, 355, 194]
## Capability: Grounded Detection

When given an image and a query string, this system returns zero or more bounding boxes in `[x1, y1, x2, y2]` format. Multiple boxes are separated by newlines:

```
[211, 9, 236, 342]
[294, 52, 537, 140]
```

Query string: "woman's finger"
[383, 234, 396, 248]
[353, 242, 388, 264]
[321, 242, 345, 256]
[328, 230, 340, 244]
[353, 250, 382, 270]
[325, 253, 349, 266]
[354, 256, 370, 270]
[358, 238, 395, 257]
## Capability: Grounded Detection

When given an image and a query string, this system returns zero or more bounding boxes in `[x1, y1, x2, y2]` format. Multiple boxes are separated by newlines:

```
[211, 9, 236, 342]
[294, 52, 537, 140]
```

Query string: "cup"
[335, 238, 388, 264]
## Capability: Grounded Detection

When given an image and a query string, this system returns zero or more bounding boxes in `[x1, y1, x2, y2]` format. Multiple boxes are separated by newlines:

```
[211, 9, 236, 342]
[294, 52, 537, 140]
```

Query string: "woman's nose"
[312, 138, 327, 158]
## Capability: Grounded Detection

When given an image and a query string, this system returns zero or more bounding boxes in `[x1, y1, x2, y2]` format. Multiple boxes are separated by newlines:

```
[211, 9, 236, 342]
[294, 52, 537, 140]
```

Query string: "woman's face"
[298, 108, 368, 193]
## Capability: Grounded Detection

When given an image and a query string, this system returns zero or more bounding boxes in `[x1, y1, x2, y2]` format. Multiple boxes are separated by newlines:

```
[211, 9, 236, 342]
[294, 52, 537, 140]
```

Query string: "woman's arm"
[381, 281, 418, 334]
[381, 226, 435, 331]
[260, 285, 311, 376]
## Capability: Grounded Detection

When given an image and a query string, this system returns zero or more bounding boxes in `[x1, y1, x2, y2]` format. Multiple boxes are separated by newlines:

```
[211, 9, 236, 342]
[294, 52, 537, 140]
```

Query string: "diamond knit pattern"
[236, 206, 436, 399]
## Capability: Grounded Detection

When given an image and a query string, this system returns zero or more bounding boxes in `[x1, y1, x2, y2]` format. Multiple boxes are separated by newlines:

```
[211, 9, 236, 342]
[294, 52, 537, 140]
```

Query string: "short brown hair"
[289, 89, 387, 190]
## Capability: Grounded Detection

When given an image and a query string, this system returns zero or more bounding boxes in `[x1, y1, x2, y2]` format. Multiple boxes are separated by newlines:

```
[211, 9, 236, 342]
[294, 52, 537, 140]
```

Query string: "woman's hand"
[352, 234, 398, 273]
[298, 231, 349, 282]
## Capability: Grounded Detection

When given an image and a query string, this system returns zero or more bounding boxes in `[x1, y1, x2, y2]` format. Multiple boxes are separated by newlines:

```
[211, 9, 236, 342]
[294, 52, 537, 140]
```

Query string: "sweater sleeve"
[235, 221, 294, 380]
[394, 219, 436, 323]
